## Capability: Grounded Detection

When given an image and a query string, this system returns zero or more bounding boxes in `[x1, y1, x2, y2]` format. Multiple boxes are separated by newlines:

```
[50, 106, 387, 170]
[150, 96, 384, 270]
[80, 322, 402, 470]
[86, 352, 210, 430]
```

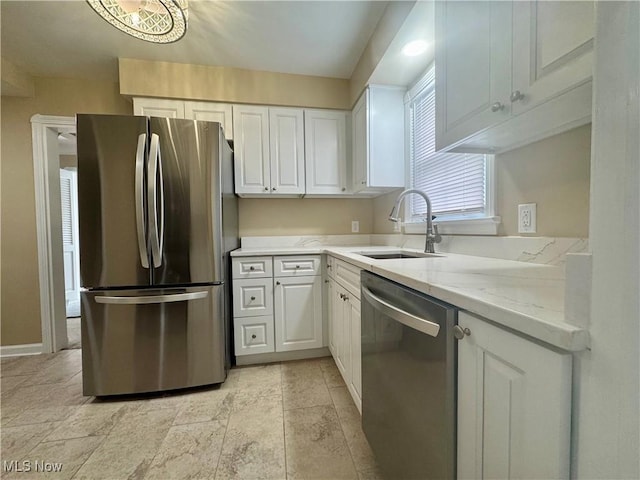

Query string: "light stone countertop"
[231, 245, 590, 352]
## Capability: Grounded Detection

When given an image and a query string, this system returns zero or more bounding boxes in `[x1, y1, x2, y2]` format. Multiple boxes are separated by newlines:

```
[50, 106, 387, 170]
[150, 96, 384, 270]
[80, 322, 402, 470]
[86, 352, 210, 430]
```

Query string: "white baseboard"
[0, 343, 43, 358]
[235, 347, 330, 366]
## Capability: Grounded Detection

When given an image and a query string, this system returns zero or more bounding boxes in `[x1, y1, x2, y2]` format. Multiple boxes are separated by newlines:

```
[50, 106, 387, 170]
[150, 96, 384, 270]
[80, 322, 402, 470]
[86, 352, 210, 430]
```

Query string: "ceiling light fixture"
[402, 40, 428, 57]
[86, 0, 188, 43]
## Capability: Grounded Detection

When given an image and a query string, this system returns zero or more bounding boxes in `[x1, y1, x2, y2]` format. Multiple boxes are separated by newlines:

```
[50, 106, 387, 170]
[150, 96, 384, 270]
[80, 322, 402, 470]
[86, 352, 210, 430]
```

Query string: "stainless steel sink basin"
[357, 251, 442, 260]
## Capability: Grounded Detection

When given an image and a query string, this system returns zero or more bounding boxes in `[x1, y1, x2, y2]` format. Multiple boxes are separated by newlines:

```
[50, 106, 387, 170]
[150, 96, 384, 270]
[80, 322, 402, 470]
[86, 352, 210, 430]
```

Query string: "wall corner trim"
[0, 343, 44, 358]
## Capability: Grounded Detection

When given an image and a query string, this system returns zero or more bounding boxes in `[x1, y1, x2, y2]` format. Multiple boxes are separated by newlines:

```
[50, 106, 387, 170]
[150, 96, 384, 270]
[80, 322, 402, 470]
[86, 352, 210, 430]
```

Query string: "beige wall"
[1, 77, 130, 346]
[239, 198, 373, 237]
[59, 155, 77, 169]
[373, 125, 591, 237]
[497, 124, 591, 237]
[119, 58, 350, 110]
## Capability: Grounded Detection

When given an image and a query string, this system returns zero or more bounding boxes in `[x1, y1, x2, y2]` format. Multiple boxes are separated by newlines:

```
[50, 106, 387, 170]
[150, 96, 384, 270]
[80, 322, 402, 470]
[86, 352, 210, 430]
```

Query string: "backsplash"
[372, 234, 589, 266]
[239, 234, 588, 266]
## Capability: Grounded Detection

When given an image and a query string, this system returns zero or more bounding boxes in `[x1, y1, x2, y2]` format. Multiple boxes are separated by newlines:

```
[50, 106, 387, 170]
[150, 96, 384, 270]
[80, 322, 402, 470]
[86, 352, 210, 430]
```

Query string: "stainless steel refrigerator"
[76, 114, 238, 396]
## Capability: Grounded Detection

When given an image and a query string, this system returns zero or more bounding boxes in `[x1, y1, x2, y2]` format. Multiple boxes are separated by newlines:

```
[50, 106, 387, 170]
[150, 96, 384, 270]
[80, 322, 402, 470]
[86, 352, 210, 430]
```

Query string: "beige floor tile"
[0, 354, 57, 378]
[282, 376, 333, 411]
[335, 402, 377, 474]
[215, 394, 285, 479]
[281, 359, 324, 382]
[2, 436, 105, 480]
[229, 364, 283, 399]
[174, 388, 234, 426]
[321, 361, 346, 388]
[45, 402, 128, 441]
[5, 406, 77, 428]
[357, 465, 386, 480]
[1, 422, 62, 461]
[284, 404, 358, 479]
[0, 375, 30, 394]
[144, 420, 227, 480]
[21, 353, 82, 387]
[329, 386, 356, 409]
[72, 408, 176, 479]
[1, 381, 89, 421]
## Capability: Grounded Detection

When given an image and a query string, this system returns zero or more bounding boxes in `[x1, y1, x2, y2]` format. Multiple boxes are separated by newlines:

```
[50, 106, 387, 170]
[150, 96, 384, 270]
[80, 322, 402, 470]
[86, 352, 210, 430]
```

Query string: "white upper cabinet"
[269, 108, 305, 195]
[304, 110, 349, 195]
[352, 86, 405, 195]
[435, 1, 512, 149]
[511, 1, 594, 115]
[233, 105, 305, 197]
[435, 0, 594, 154]
[184, 101, 233, 139]
[133, 98, 185, 118]
[233, 105, 271, 195]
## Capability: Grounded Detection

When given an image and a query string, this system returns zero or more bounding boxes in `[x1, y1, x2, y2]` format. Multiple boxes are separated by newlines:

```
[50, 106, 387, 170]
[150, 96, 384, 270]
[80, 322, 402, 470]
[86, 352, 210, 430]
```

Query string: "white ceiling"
[1, 1, 390, 81]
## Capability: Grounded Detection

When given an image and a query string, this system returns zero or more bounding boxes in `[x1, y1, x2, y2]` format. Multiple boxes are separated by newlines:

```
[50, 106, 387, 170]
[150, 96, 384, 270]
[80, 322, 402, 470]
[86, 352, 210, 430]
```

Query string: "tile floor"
[66, 318, 81, 350]
[1, 351, 382, 479]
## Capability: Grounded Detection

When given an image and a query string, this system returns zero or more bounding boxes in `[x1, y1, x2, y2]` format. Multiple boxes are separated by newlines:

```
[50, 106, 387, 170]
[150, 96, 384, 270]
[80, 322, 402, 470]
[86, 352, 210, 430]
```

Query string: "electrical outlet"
[518, 203, 537, 234]
[351, 220, 360, 233]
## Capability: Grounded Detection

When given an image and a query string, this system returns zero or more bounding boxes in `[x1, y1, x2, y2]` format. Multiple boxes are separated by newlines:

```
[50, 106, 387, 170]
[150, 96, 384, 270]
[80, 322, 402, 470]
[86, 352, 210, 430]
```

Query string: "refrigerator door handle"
[135, 133, 149, 269]
[148, 133, 164, 268]
[95, 291, 208, 305]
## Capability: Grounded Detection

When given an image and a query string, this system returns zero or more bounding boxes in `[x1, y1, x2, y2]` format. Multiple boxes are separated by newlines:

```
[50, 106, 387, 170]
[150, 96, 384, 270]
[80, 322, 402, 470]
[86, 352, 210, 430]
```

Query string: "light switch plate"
[351, 220, 360, 233]
[518, 203, 537, 233]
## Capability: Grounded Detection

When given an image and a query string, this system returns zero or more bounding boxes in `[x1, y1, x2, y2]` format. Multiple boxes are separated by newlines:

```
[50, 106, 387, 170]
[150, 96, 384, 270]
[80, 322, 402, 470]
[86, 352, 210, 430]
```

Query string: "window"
[405, 66, 499, 235]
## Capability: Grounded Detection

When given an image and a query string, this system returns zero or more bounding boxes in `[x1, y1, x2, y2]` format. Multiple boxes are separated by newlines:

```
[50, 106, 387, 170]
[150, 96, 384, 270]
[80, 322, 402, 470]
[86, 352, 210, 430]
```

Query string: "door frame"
[31, 114, 75, 353]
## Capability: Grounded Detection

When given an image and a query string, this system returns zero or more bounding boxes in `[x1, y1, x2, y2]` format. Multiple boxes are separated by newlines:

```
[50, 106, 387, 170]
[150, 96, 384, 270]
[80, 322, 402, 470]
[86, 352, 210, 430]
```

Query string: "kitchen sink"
[357, 251, 442, 260]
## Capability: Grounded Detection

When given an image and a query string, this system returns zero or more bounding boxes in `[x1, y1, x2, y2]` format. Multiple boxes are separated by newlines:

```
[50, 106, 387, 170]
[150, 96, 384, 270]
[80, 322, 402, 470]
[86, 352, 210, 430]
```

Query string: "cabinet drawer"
[232, 257, 273, 279]
[234, 316, 274, 356]
[274, 255, 321, 276]
[335, 259, 361, 299]
[233, 278, 273, 317]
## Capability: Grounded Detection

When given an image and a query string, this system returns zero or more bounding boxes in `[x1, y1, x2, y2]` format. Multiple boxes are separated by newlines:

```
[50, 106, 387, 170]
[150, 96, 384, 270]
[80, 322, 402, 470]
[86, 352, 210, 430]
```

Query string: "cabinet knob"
[453, 325, 471, 340]
[339, 293, 344, 299]
[272, 187, 277, 191]
[250, 296, 256, 301]
[264, 187, 268, 191]
[295, 265, 300, 269]
[251, 334, 257, 339]
[361, 181, 366, 185]
[491, 102, 504, 112]
[341, 187, 346, 192]
[510, 90, 525, 102]
[276, 281, 281, 285]
[249, 266, 255, 271]
[343, 295, 349, 302]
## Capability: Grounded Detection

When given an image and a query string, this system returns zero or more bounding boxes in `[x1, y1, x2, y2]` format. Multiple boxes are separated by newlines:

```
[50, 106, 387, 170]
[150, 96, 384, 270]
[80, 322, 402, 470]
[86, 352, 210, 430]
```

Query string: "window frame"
[403, 65, 500, 235]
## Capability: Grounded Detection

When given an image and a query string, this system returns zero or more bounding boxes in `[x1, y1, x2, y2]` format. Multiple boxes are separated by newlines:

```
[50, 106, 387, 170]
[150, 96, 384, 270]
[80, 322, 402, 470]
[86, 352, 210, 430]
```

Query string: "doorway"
[31, 115, 78, 353]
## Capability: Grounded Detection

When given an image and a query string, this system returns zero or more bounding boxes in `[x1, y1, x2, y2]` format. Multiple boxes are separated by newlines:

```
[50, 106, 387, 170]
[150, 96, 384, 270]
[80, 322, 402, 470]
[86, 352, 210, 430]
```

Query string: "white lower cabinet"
[274, 275, 322, 351]
[327, 256, 362, 412]
[457, 311, 572, 479]
[232, 255, 323, 358]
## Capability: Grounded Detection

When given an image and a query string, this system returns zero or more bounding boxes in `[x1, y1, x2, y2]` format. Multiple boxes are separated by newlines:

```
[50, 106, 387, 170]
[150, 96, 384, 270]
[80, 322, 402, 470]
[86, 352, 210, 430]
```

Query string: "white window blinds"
[408, 68, 487, 220]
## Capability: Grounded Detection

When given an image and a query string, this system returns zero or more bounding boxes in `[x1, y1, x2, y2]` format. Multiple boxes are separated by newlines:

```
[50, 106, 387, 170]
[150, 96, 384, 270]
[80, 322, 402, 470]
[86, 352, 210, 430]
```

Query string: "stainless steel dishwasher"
[361, 271, 457, 479]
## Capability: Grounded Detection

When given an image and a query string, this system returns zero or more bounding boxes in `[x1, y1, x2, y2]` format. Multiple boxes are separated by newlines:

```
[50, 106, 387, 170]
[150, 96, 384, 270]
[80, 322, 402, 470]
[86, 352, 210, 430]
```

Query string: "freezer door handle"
[135, 133, 149, 269]
[148, 133, 164, 268]
[362, 286, 440, 337]
[94, 291, 209, 305]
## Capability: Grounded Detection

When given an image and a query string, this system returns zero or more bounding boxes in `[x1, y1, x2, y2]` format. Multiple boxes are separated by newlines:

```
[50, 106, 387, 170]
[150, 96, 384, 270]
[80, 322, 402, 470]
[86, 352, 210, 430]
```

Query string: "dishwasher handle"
[362, 286, 440, 337]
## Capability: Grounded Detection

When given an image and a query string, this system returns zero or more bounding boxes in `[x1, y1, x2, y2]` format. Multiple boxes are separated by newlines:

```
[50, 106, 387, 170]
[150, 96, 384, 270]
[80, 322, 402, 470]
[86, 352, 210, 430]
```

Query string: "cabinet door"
[351, 91, 368, 192]
[348, 296, 362, 412]
[233, 105, 270, 195]
[435, 1, 512, 151]
[512, 1, 594, 116]
[269, 108, 305, 195]
[327, 279, 337, 356]
[332, 284, 348, 375]
[304, 110, 348, 194]
[184, 101, 233, 139]
[133, 98, 185, 118]
[274, 275, 322, 352]
[457, 312, 572, 479]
